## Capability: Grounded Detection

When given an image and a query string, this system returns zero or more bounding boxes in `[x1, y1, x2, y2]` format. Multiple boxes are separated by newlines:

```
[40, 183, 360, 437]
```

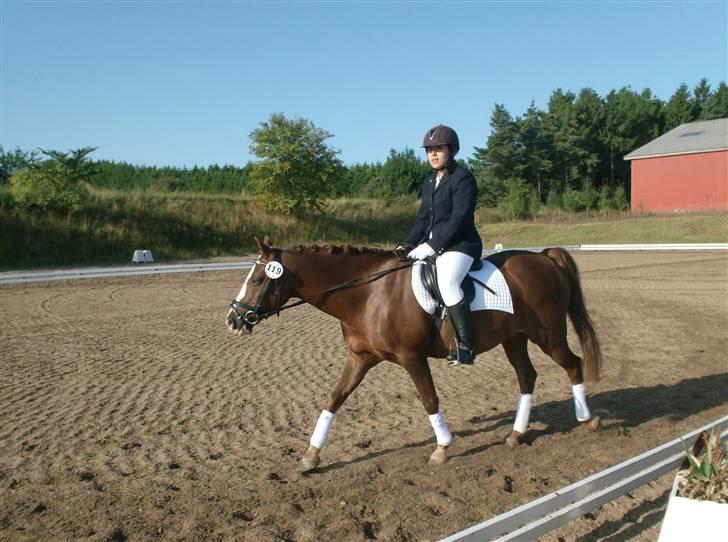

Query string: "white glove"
[408, 243, 436, 260]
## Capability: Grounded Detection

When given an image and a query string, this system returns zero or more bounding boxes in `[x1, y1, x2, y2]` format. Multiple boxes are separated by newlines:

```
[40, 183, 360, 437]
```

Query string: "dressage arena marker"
[2, 243, 726, 285]
[439, 414, 728, 542]
[131, 249, 155, 263]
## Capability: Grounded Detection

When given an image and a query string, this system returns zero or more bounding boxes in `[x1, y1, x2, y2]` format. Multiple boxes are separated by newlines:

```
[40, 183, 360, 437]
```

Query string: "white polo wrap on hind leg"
[513, 393, 533, 434]
[572, 383, 591, 421]
[310, 410, 335, 449]
[428, 411, 453, 446]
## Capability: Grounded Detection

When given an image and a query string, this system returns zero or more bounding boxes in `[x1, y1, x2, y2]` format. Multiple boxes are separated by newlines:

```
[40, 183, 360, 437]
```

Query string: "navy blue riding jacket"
[403, 160, 483, 260]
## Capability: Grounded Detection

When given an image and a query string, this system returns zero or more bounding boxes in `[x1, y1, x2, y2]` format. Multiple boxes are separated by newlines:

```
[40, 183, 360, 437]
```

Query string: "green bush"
[10, 167, 88, 211]
[581, 181, 599, 212]
[546, 189, 561, 209]
[562, 187, 583, 212]
[9, 147, 96, 211]
[598, 185, 613, 210]
[500, 178, 532, 219]
[613, 185, 629, 210]
[528, 190, 541, 217]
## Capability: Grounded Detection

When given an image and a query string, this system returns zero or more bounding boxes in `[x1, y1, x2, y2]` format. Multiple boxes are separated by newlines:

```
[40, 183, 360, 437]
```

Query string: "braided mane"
[285, 244, 393, 256]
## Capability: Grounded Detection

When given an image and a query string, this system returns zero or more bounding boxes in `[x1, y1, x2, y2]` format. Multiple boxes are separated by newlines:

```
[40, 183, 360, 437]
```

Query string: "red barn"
[624, 118, 727, 212]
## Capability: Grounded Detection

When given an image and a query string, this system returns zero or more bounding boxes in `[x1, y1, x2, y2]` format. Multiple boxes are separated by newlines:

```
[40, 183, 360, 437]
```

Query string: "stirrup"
[448, 346, 475, 367]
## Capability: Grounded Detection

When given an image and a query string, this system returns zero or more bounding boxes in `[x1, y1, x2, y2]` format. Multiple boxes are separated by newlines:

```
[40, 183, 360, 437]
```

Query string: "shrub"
[9, 147, 96, 211]
[598, 184, 613, 211]
[581, 181, 599, 212]
[545, 189, 561, 209]
[562, 187, 583, 212]
[500, 178, 532, 219]
[680, 428, 728, 502]
[613, 185, 629, 210]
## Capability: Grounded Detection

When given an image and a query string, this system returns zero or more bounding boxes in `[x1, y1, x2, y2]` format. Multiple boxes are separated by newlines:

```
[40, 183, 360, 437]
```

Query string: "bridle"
[228, 248, 413, 331]
[228, 248, 287, 329]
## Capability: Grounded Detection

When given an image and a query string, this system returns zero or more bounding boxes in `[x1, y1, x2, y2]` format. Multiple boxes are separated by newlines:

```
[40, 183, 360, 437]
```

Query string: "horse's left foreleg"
[300, 349, 376, 472]
[401, 355, 452, 465]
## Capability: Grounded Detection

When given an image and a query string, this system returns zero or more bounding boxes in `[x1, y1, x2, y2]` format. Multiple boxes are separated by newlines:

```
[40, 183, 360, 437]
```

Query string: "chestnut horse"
[226, 237, 602, 471]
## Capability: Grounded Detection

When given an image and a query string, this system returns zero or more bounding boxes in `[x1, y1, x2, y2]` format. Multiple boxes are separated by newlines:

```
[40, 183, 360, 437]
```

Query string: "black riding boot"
[446, 300, 475, 365]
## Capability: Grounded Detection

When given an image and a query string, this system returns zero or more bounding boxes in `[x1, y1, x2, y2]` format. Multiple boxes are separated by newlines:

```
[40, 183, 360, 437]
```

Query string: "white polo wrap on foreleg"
[572, 383, 591, 421]
[310, 410, 335, 449]
[513, 393, 533, 434]
[428, 411, 453, 446]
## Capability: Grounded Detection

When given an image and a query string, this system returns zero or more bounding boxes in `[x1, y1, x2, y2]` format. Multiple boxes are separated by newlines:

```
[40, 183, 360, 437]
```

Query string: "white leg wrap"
[428, 411, 453, 446]
[572, 383, 591, 421]
[513, 393, 533, 434]
[310, 410, 335, 449]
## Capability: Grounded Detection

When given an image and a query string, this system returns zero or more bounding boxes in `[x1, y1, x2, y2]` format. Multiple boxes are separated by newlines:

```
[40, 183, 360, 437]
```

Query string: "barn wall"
[630, 150, 728, 212]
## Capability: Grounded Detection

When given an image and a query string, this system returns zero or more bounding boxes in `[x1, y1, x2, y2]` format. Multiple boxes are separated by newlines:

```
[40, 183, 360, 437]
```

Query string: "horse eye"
[251, 278, 263, 286]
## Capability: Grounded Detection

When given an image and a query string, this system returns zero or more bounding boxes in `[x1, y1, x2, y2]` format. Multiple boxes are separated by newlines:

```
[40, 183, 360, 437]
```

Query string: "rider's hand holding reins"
[408, 243, 435, 260]
[394, 244, 414, 262]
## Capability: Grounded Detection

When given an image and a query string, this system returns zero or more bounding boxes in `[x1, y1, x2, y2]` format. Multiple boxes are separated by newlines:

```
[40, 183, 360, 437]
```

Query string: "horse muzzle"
[225, 308, 255, 336]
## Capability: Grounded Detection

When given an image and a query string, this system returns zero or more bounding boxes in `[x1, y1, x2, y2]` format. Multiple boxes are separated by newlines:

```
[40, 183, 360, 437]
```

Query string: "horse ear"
[254, 237, 272, 257]
[263, 235, 274, 247]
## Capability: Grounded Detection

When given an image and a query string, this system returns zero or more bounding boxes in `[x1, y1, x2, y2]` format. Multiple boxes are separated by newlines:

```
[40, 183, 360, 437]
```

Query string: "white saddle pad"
[411, 260, 514, 315]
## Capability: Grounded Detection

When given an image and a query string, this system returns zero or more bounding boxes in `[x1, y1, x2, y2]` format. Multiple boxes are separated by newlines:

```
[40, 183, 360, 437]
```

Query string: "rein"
[229, 250, 413, 328]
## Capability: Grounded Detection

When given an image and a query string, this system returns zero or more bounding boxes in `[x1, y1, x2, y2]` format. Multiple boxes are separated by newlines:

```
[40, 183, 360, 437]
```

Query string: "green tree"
[10, 147, 97, 210]
[249, 114, 343, 213]
[472, 104, 524, 181]
[603, 87, 662, 195]
[700, 82, 728, 119]
[470, 164, 506, 207]
[0, 146, 41, 184]
[692, 78, 712, 119]
[519, 102, 553, 199]
[664, 83, 697, 130]
[379, 148, 429, 199]
[336, 162, 382, 197]
[574, 88, 605, 187]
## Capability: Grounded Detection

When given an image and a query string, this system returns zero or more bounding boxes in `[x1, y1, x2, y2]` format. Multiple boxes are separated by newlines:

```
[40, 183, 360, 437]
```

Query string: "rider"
[397, 125, 482, 365]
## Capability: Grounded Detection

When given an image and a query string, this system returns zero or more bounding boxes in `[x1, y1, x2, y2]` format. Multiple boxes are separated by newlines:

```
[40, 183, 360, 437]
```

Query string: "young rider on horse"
[397, 125, 483, 365]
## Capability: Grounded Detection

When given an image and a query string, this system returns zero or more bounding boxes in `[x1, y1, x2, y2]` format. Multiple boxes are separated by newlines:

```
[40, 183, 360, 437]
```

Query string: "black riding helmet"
[422, 124, 460, 157]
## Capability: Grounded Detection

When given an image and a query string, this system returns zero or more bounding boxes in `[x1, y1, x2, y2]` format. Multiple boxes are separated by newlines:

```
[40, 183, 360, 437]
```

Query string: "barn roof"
[624, 117, 728, 160]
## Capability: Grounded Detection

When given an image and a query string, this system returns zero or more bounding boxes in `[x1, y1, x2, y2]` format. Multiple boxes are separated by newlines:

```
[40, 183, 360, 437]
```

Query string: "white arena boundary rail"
[1, 243, 726, 286]
[440, 415, 728, 542]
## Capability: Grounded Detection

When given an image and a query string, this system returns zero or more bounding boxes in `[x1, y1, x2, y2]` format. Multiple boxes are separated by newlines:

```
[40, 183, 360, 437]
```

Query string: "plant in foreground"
[679, 428, 728, 503]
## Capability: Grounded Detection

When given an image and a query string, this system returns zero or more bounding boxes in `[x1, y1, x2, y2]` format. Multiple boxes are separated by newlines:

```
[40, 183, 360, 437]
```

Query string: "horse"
[225, 236, 602, 471]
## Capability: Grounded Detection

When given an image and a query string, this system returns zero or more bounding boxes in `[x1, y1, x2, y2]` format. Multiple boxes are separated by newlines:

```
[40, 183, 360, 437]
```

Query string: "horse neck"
[283, 249, 396, 321]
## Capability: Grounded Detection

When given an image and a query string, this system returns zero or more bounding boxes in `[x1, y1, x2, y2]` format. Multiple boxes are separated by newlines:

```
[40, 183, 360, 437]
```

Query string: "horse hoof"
[299, 446, 320, 472]
[505, 431, 522, 449]
[428, 445, 449, 465]
[583, 415, 601, 432]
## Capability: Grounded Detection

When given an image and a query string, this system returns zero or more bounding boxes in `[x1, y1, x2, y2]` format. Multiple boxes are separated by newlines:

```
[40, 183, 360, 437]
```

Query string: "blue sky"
[1, 1, 726, 167]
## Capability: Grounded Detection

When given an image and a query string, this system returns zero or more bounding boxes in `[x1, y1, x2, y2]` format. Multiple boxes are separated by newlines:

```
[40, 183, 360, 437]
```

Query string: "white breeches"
[435, 251, 475, 306]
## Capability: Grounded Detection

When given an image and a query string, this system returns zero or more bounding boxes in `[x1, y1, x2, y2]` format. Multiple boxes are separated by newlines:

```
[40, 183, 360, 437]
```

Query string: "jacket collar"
[432, 159, 458, 192]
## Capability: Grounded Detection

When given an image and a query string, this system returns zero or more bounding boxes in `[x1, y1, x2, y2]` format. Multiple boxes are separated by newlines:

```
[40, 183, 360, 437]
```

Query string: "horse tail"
[542, 247, 602, 383]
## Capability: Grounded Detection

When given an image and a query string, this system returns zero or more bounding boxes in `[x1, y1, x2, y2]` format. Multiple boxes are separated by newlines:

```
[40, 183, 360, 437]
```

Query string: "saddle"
[420, 257, 488, 347]
[420, 257, 483, 309]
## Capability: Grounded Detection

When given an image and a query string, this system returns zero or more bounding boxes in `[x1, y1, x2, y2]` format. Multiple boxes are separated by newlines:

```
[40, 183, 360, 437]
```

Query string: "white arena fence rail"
[1, 243, 726, 286]
[440, 415, 728, 542]
[0, 262, 252, 285]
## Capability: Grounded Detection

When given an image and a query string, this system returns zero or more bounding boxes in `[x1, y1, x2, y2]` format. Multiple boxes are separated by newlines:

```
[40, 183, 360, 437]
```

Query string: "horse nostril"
[226, 318, 237, 332]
